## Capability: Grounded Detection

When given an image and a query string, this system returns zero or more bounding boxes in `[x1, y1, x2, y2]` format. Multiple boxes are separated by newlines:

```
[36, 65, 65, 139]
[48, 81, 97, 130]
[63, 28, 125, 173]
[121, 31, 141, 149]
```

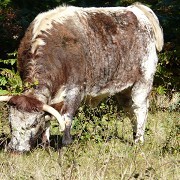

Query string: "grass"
[0, 103, 179, 179]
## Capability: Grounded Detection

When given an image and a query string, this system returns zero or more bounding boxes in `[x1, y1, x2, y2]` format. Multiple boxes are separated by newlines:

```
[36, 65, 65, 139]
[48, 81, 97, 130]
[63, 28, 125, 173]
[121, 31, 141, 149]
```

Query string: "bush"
[0, 52, 23, 95]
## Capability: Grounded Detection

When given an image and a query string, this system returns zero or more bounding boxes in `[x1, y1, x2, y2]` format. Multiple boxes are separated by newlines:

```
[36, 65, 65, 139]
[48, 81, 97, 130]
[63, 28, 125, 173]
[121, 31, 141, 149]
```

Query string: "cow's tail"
[134, 2, 164, 52]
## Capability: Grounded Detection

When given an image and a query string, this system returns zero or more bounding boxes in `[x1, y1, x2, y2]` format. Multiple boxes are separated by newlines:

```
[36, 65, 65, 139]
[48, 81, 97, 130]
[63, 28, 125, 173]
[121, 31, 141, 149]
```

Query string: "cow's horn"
[0, 96, 12, 102]
[0, 96, 65, 131]
[42, 104, 65, 131]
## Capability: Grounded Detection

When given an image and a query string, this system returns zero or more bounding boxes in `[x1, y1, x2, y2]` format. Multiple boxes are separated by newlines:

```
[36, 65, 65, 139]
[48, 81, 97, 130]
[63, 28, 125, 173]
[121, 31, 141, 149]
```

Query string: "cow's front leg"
[61, 89, 82, 145]
[62, 114, 73, 145]
[42, 121, 51, 147]
[51, 87, 82, 145]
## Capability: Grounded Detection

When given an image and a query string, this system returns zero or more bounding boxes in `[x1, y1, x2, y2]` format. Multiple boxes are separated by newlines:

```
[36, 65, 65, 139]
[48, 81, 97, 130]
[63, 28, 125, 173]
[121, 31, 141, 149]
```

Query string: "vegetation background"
[0, 0, 179, 95]
[0, 0, 179, 179]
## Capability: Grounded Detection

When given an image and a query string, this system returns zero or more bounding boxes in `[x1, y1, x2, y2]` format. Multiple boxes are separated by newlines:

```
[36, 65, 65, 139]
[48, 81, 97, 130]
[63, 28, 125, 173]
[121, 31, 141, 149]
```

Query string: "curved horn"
[42, 104, 65, 131]
[0, 96, 12, 102]
[0, 96, 65, 131]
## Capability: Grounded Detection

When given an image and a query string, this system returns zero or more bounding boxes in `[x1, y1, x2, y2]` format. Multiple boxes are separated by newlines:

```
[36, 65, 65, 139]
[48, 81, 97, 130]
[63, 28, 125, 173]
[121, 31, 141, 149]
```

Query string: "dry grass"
[0, 111, 179, 180]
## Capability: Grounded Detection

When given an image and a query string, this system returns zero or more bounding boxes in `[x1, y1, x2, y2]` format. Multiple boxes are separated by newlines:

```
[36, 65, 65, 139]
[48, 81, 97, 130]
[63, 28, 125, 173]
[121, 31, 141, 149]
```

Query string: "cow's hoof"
[134, 136, 144, 144]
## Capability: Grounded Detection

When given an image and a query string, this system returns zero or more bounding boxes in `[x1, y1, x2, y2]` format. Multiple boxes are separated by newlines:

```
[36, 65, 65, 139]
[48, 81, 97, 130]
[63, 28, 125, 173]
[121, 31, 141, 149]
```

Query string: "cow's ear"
[8, 95, 43, 112]
[51, 101, 64, 113]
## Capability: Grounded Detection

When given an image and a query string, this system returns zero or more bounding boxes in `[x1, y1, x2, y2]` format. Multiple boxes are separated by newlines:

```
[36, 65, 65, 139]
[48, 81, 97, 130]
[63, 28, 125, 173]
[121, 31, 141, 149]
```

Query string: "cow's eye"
[30, 120, 38, 128]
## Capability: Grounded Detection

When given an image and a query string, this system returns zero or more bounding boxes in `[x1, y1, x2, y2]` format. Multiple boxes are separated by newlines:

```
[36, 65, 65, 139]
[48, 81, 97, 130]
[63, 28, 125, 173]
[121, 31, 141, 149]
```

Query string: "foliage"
[153, 0, 180, 93]
[0, 52, 22, 95]
[72, 99, 120, 143]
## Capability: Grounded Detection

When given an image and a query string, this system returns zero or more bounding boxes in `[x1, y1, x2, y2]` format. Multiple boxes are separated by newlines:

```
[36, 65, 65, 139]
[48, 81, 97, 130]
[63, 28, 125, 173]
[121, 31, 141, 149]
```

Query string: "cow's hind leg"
[130, 50, 157, 143]
[130, 81, 152, 143]
[116, 83, 151, 143]
[118, 48, 157, 143]
[116, 89, 137, 141]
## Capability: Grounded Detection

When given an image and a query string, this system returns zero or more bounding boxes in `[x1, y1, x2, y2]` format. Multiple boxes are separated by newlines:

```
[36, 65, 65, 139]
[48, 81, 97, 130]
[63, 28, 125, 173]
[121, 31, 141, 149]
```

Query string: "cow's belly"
[85, 80, 134, 107]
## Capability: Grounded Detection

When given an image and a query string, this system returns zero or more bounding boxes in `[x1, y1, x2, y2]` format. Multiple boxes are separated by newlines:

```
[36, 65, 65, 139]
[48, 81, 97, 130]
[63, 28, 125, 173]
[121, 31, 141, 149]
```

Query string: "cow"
[0, 3, 163, 152]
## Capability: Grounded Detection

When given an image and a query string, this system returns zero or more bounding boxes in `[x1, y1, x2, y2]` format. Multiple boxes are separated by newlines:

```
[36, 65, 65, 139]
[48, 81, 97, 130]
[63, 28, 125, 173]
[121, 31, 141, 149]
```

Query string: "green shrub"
[0, 52, 22, 95]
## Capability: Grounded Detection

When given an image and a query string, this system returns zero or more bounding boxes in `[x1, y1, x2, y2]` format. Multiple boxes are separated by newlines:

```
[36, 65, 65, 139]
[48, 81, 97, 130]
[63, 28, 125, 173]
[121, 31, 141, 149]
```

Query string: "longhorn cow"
[0, 3, 163, 152]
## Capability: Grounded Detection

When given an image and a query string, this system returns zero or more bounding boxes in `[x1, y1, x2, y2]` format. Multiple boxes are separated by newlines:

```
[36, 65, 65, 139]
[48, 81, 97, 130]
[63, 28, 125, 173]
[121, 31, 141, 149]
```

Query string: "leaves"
[156, 86, 166, 95]
[0, 0, 11, 7]
[0, 68, 23, 94]
[0, 52, 23, 95]
[0, 89, 9, 95]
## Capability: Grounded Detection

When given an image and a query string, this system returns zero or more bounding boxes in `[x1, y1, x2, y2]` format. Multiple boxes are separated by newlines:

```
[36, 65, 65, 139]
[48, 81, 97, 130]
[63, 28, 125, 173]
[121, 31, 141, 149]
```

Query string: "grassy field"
[0, 105, 179, 179]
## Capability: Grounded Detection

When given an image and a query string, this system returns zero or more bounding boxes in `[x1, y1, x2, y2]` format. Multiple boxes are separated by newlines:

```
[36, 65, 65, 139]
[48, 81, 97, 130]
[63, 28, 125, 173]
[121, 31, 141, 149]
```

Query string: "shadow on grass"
[105, 134, 134, 146]
[0, 133, 10, 151]
[0, 133, 133, 153]
[0, 134, 64, 152]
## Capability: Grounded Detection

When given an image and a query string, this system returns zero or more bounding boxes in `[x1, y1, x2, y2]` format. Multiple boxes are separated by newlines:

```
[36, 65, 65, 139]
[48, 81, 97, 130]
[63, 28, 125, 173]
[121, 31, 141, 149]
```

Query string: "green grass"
[0, 109, 179, 179]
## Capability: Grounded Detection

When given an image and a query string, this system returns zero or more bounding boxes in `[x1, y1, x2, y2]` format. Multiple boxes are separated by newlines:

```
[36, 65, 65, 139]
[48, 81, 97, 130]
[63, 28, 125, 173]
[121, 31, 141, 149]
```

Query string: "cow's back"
[17, 6, 155, 97]
[78, 7, 154, 96]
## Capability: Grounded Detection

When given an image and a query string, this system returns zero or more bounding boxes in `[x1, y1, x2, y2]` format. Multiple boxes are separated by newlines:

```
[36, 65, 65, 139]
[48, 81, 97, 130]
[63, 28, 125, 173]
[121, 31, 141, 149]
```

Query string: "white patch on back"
[31, 39, 46, 54]
[128, 6, 149, 25]
[31, 6, 79, 54]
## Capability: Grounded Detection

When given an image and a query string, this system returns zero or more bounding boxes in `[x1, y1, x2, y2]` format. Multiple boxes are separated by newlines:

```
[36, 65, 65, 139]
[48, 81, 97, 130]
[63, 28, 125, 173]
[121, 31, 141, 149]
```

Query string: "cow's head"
[0, 95, 65, 152]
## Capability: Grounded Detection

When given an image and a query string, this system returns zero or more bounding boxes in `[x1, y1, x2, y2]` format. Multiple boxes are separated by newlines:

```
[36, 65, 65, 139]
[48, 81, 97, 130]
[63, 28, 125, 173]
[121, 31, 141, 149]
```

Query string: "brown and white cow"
[0, 3, 163, 152]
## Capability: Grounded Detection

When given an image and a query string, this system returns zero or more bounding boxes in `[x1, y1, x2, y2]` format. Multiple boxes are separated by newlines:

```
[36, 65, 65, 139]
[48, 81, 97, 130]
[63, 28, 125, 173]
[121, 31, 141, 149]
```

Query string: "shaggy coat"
[5, 3, 163, 152]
